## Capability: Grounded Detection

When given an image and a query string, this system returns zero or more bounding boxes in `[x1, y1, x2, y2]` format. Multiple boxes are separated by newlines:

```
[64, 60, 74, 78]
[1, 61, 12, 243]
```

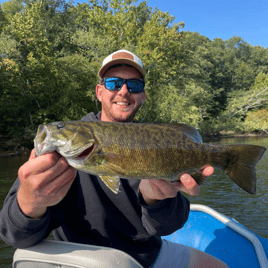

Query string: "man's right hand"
[17, 149, 77, 219]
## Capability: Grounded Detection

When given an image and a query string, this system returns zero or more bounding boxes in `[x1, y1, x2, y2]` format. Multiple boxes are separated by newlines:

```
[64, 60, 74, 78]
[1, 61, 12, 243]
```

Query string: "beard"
[102, 100, 143, 123]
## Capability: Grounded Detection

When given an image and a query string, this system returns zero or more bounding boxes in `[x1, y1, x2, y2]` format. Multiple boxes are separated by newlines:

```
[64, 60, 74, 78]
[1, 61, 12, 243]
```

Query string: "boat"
[13, 204, 268, 268]
[164, 204, 268, 268]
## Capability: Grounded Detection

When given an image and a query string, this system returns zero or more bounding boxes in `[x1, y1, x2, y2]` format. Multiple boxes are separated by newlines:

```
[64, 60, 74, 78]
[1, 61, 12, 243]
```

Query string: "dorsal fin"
[167, 123, 203, 143]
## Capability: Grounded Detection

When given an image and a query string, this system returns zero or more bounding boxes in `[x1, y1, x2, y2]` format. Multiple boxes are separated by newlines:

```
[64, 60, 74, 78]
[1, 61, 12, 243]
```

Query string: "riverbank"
[202, 130, 268, 141]
[0, 140, 30, 158]
[0, 135, 32, 158]
[0, 150, 29, 158]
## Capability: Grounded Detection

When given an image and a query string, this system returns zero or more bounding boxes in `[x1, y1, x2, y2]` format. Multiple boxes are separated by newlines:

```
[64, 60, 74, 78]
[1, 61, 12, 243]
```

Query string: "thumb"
[29, 149, 36, 160]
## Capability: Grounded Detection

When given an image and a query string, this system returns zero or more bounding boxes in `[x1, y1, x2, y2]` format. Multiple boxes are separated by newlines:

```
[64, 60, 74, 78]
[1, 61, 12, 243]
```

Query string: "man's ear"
[96, 84, 103, 102]
[141, 90, 146, 104]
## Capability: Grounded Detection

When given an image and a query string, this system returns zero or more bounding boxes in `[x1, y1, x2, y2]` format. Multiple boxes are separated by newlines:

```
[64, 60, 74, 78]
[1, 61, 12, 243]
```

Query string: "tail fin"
[224, 144, 266, 194]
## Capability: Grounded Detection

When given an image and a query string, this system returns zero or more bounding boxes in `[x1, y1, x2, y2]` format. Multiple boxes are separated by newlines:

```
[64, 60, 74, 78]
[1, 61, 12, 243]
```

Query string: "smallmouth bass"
[34, 121, 266, 194]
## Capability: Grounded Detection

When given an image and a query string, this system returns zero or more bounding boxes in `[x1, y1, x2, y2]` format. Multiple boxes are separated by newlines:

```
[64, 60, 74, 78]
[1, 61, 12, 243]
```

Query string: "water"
[0, 136, 268, 267]
[186, 136, 268, 239]
[0, 155, 28, 268]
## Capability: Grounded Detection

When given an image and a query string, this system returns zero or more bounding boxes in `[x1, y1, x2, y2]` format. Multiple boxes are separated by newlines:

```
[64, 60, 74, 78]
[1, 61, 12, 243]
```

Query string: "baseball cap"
[98, 49, 146, 78]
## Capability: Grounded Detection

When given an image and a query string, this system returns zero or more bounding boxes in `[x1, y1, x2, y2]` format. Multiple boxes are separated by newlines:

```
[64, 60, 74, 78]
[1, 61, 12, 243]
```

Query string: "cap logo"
[112, 52, 133, 61]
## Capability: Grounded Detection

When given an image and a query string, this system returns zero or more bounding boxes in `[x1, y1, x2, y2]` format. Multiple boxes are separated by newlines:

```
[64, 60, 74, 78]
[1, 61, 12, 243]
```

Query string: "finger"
[24, 167, 77, 210]
[201, 165, 214, 177]
[45, 166, 77, 198]
[180, 174, 197, 188]
[56, 167, 77, 194]
[40, 157, 72, 185]
[149, 179, 179, 198]
[20, 152, 62, 179]
[29, 149, 36, 160]
[54, 174, 76, 203]
[143, 179, 164, 197]
[156, 180, 180, 197]
[29, 151, 61, 174]
[179, 174, 200, 196]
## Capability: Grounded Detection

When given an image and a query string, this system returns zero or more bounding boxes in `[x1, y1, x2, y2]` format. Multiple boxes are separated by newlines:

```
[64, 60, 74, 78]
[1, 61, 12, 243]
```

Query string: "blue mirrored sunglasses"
[100, 77, 145, 93]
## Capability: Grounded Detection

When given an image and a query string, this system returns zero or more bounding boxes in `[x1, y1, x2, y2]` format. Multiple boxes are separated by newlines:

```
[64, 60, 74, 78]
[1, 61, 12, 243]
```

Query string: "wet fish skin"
[34, 121, 266, 194]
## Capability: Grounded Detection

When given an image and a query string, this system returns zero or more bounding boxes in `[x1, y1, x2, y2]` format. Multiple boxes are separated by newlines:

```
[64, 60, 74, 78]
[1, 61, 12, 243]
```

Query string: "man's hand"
[17, 149, 77, 219]
[139, 166, 214, 206]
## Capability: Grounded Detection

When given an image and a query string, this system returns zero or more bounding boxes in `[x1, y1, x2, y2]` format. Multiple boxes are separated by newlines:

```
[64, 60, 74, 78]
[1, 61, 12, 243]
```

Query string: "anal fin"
[99, 175, 121, 194]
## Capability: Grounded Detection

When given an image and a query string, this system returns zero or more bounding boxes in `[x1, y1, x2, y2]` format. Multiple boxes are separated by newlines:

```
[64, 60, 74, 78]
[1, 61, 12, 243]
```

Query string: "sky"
[135, 0, 268, 48]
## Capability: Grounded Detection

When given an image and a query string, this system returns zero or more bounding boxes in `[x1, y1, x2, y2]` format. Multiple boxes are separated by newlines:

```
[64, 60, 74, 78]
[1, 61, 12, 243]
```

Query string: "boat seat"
[13, 239, 144, 268]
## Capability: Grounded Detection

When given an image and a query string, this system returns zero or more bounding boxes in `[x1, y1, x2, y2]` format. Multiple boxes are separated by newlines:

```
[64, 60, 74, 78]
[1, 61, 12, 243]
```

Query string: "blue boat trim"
[190, 204, 268, 268]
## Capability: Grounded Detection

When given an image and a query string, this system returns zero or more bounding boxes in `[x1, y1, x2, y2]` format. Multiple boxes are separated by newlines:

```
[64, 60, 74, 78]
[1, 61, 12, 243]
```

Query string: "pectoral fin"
[88, 154, 112, 165]
[99, 175, 121, 194]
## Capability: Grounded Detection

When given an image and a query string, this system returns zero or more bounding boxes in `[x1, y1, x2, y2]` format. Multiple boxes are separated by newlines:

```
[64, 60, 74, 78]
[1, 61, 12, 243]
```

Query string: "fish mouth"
[34, 125, 59, 156]
[66, 142, 97, 167]
[34, 124, 96, 161]
[71, 143, 96, 161]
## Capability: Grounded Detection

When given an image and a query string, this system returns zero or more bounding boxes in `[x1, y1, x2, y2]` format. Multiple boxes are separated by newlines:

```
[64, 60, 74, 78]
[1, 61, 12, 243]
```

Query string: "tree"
[0, 5, 8, 33]
[1, 0, 24, 22]
[224, 72, 268, 118]
[73, 0, 151, 49]
[2, 0, 268, 149]
[248, 45, 268, 74]
[244, 109, 268, 133]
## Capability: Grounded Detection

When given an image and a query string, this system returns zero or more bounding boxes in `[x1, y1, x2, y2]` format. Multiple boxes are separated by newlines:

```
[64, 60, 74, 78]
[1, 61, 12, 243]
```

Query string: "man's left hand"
[139, 166, 214, 206]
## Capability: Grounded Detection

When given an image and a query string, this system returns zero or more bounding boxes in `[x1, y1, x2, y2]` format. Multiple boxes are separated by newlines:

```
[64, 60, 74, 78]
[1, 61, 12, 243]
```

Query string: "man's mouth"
[115, 102, 130, 106]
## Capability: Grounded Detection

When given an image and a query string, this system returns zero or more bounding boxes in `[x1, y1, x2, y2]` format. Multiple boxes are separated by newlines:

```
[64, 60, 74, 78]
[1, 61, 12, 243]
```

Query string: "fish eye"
[57, 122, 65, 129]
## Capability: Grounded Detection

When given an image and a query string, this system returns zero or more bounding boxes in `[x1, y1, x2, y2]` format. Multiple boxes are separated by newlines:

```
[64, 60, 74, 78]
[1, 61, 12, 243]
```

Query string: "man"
[0, 49, 228, 267]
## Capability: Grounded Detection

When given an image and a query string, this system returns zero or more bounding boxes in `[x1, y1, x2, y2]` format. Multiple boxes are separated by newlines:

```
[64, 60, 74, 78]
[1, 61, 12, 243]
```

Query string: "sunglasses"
[100, 77, 145, 93]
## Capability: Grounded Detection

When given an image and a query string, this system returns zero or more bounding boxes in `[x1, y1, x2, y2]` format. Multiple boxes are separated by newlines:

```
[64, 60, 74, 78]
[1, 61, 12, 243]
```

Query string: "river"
[0, 136, 267, 267]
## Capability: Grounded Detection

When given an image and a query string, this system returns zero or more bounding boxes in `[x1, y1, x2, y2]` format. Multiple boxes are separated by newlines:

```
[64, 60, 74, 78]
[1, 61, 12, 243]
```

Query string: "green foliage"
[156, 83, 203, 127]
[0, 5, 8, 33]
[1, 0, 24, 22]
[223, 72, 268, 119]
[202, 72, 268, 135]
[1, 0, 268, 150]
[244, 109, 268, 132]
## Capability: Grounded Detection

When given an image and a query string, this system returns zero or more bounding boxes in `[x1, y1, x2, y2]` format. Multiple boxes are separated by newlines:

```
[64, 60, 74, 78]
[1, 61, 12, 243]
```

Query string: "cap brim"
[98, 59, 146, 78]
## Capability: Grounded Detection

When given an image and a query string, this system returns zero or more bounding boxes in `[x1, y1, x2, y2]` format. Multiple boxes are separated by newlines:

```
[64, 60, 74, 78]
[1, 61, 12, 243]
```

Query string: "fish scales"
[92, 122, 178, 150]
[92, 123, 227, 177]
[34, 120, 266, 194]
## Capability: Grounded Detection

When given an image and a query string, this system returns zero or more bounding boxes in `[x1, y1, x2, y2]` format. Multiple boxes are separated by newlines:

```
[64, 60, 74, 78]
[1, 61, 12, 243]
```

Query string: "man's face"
[96, 65, 146, 122]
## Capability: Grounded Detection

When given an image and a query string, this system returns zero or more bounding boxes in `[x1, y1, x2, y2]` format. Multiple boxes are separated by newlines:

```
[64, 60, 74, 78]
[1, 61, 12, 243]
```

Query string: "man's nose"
[118, 83, 129, 95]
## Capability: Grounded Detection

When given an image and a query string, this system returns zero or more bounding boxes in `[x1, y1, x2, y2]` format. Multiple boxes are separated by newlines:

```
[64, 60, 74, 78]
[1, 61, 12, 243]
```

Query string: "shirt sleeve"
[138, 190, 190, 237]
[0, 178, 51, 248]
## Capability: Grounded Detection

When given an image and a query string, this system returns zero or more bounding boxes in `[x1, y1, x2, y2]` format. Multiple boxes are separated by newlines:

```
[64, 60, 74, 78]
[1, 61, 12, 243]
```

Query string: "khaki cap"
[98, 49, 146, 78]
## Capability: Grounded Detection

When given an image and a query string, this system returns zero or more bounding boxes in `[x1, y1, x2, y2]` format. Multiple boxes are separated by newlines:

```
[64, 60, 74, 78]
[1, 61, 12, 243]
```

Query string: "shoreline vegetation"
[1, 0, 268, 158]
[1, 130, 267, 158]
[204, 130, 268, 140]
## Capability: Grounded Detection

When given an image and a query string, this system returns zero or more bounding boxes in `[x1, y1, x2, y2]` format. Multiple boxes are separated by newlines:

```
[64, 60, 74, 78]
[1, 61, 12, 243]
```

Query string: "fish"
[34, 120, 266, 194]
